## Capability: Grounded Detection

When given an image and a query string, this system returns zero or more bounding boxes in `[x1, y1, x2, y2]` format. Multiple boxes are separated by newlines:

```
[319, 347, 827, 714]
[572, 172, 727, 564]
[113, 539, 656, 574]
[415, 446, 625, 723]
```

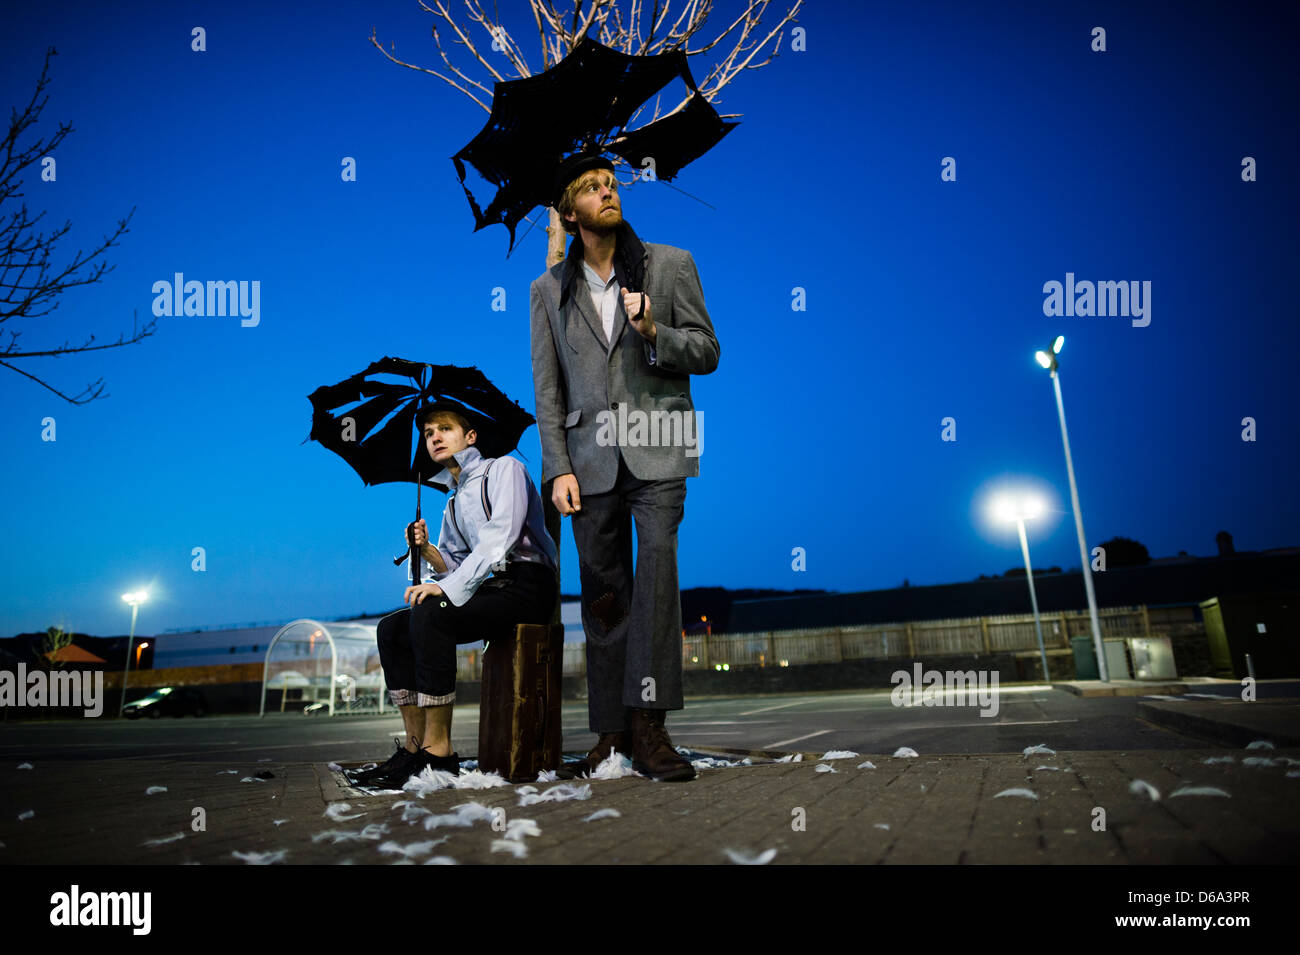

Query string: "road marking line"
[738, 700, 817, 716]
[763, 729, 833, 749]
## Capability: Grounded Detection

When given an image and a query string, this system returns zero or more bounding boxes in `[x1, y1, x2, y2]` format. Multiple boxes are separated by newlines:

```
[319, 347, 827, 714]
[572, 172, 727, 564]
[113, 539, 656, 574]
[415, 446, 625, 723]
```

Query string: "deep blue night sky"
[2, 1, 1296, 637]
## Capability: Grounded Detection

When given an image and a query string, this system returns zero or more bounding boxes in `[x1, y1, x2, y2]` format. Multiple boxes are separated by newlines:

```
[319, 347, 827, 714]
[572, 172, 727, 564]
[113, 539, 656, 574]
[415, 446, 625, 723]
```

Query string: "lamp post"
[118, 591, 148, 717]
[1035, 337, 1108, 682]
[992, 493, 1051, 682]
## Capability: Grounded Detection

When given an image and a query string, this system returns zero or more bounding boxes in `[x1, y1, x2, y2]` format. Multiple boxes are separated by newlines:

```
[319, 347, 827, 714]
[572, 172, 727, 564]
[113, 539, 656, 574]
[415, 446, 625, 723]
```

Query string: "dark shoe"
[629, 709, 696, 782]
[561, 731, 631, 778]
[348, 741, 414, 784]
[362, 746, 425, 790]
[416, 749, 461, 777]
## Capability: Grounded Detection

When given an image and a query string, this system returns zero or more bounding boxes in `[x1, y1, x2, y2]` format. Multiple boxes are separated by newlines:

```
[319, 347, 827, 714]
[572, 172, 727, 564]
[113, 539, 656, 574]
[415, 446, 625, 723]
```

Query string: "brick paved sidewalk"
[4, 744, 1297, 865]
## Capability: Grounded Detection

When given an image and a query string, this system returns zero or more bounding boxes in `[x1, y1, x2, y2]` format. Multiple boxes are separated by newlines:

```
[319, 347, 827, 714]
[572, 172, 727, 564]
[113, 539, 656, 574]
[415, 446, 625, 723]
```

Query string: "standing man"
[529, 153, 719, 782]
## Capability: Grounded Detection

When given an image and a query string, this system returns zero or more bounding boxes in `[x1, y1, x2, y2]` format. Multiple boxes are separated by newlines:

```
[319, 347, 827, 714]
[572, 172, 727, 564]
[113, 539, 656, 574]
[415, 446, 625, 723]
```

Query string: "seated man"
[352, 400, 558, 789]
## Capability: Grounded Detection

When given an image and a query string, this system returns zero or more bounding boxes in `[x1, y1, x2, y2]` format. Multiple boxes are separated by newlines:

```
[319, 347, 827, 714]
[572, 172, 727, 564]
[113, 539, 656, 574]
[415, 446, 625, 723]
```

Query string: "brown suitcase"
[477, 622, 565, 782]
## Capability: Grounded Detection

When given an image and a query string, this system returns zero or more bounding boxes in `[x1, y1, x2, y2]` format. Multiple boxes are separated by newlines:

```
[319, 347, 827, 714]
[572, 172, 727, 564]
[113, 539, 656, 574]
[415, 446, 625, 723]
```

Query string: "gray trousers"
[571, 453, 686, 732]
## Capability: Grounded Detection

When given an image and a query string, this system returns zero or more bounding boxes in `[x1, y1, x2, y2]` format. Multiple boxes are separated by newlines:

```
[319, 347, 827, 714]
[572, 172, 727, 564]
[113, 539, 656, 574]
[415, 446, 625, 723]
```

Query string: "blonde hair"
[557, 168, 618, 236]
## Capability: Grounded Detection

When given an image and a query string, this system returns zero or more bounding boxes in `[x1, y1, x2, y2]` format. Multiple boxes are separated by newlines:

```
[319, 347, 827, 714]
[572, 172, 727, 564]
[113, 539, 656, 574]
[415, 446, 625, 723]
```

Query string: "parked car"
[123, 686, 208, 718]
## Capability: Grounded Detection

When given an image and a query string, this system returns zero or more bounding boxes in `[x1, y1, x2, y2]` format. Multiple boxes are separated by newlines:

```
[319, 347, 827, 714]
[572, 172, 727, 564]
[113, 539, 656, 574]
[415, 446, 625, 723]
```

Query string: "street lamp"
[118, 591, 148, 717]
[1034, 336, 1108, 681]
[991, 492, 1051, 682]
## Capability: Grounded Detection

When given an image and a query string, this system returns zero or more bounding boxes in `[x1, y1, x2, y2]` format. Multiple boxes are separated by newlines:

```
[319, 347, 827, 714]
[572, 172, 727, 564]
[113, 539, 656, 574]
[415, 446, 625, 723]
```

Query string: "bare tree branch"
[0, 47, 156, 404]
[374, 0, 801, 132]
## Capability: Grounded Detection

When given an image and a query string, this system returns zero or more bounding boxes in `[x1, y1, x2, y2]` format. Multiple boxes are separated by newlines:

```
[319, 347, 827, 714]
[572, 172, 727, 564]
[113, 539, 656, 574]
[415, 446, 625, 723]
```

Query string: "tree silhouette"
[1098, 536, 1151, 567]
[1, 47, 155, 404]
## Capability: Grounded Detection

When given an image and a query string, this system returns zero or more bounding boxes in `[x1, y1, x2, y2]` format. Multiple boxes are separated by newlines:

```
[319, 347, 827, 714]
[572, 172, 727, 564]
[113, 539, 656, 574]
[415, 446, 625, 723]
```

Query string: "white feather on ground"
[1023, 744, 1056, 756]
[1034, 766, 1062, 772]
[519, 783, 592, 806]
[1169, 786, 1231, 798]
[445, 769, 510, 789]
[401, 767, 510, 797]
[722, 848, 777, 865]
[311, 823, 390, 845]
[491, 840, 528, 859]
[423, 856, 458, 864]
[774, 754, 803, 763]
[18, 810, 34, 821]
[378, 838, 448, 859]
[514, 785, 539, 797]
[273, 819, 288, 826]
[589, 749, 641, 779]
[145, 786, 167, 795]
[583, 808, 621, 822]
[815, 764, 837, 773]
[1129, 780, 1161, 801]
[17, 763, 33, 770]
[994, 788, 1038, 800]
[874, 823, 890, 830]
[1245, 740, 1275, 749]
[503, 819, 541, 842]
[216, 770, 238, 775]
[239, 777, 265, 783]
[396, 804, 433, 824]
[421, 802, 497, 831]
[821, 750, 859, 759]
[324, 802, 367, 822]
[1202, 756, 1235, 764]
[690, 756, 749, 769]
[857, 761, 877, 770]
[536, 770, 560, 782]
[893, 747, 919, 758]
[141, 833, 186, 846]
[232, 850, 288, 864]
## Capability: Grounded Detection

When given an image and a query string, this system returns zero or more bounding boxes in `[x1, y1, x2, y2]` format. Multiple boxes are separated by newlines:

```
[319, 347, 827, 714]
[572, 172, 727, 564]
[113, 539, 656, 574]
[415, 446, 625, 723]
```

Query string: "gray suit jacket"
[530, 236, 720, 496]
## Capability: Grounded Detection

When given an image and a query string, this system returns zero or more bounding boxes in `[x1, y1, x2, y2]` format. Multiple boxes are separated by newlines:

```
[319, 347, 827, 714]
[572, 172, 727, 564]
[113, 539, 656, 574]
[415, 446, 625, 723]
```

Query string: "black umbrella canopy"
[452, 35, 738, 251]
[307, 357, 535, 490]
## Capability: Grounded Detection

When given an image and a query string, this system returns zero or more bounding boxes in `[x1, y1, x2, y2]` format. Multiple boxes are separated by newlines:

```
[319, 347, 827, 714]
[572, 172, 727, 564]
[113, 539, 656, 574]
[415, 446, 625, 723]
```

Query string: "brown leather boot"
[559, 730, 631, 779]
[629, 708, 696, 781]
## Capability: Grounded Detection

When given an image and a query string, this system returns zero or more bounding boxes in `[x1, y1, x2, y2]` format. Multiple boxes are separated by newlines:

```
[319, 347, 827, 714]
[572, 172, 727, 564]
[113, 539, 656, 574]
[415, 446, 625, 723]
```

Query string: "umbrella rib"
[649, 176, 717, 210]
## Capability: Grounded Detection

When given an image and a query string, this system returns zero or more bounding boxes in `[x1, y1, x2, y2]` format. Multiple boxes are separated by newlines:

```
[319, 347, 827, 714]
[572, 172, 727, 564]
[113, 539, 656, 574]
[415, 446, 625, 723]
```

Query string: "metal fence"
[685, 606, 1152, 670]
[454, 605, 1182, 677]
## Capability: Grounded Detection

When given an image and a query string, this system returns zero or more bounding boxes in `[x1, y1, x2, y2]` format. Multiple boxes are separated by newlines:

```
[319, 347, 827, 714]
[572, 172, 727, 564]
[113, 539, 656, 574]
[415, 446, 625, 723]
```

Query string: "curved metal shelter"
[259, 618, 384, 716]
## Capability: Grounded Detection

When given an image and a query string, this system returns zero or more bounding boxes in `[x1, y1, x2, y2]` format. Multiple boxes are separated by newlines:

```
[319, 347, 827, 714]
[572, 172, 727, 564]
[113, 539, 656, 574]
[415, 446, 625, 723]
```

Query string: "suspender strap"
[447, 459, 495, 541]
[480, 459, 494, 518]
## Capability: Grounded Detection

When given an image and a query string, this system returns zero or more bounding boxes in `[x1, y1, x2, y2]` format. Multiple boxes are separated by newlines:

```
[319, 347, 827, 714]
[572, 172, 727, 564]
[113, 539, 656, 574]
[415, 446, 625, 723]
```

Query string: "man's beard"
[575, 203, 623, 233]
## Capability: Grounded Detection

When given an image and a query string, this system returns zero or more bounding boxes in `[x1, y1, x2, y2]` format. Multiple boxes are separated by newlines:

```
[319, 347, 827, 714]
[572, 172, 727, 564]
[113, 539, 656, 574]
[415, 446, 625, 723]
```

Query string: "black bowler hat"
[551, 152, 616, 208]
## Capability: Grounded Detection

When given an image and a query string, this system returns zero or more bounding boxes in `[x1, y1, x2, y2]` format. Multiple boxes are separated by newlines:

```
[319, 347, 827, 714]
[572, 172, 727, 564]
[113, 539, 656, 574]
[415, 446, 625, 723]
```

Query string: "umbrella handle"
[394, 520, 419, 566]
[406, 521, 421, 583]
